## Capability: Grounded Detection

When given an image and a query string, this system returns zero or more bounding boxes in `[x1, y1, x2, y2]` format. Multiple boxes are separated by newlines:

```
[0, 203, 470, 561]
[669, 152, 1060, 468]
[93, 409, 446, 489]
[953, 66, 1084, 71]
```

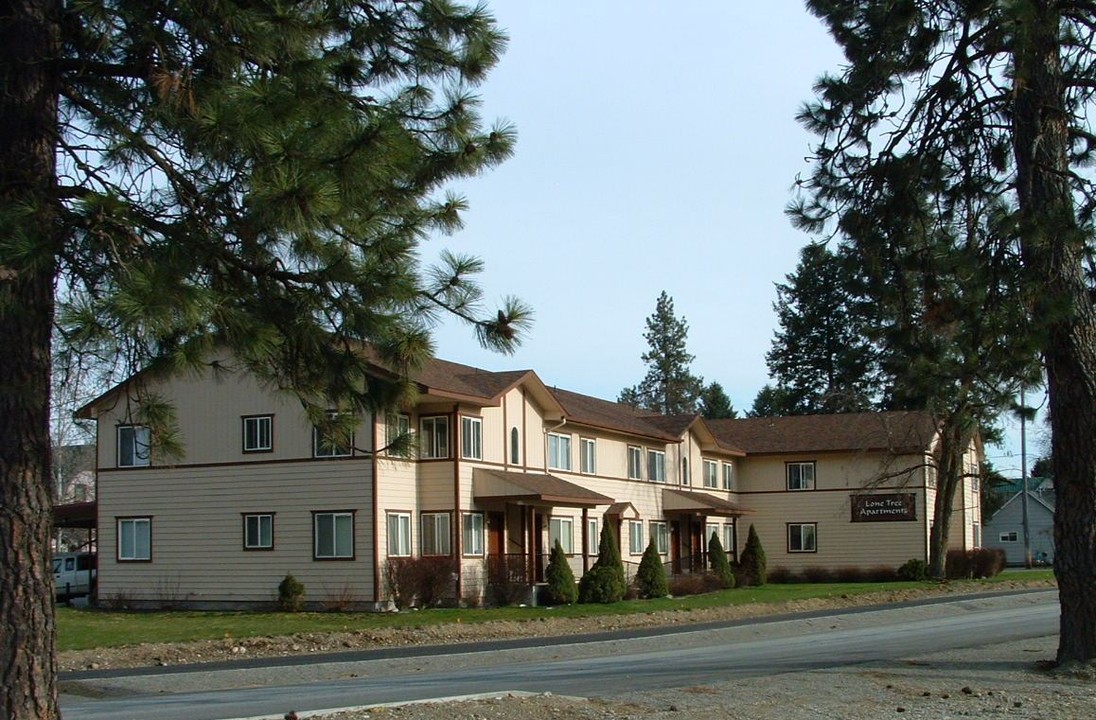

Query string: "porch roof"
[54, 501, 97, 529]
[473, 469, 614, 508]
[661, 489, 752, 518]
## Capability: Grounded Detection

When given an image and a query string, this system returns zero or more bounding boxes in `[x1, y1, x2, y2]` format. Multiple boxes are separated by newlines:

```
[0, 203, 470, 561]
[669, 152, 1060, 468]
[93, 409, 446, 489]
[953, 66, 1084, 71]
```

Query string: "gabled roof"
[707, 411, 937, 455]
[472, 468, 614, 508]
[548, 387, 682, 442]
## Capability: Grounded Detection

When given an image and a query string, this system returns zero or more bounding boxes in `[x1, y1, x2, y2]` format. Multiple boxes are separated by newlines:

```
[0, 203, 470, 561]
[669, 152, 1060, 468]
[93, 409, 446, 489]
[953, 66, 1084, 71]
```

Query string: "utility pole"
[1020, 388, 1032, 568]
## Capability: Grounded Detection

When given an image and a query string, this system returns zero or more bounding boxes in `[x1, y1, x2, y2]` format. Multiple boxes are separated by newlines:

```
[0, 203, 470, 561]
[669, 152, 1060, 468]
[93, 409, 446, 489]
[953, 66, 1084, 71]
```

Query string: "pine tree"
[0, 3, 527, 716]
[738, 525, 767, 587]
[544, 540, 578, 605]
[796, 0, 1096, 663]
[699, 381, 737, 420]
[747, 384, 797, 418]
[635, 538, 669, 599]
[619, 291, 704, 414]
[708, 530, 735, 589]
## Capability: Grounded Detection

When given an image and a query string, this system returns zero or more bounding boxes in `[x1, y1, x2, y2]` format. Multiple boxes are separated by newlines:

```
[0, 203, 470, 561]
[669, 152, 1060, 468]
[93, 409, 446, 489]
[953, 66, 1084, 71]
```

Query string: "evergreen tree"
[635, 538, 669, 599]
[578, 523, 626, 603]
[544, 540, 578, 605]
[747, 384, 797, 418]
[707, 531, 735, 589]
[699, 381, 737, 419]
[619, 291, 703, 415]
[738, 525, 767, 587]
[0, 3, 527, 716]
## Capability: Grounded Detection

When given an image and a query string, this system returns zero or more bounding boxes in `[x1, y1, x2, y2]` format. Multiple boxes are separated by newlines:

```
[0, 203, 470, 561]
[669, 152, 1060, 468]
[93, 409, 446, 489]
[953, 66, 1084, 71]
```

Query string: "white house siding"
[97, 459, 374, 607]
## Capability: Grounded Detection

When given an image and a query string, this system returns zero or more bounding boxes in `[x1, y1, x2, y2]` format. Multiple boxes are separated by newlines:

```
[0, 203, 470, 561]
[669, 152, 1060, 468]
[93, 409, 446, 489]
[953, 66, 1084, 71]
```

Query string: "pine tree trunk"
[1013, 1, 1096, 666]
[927, 425, 963, 579]
[0, 1, 61, 717]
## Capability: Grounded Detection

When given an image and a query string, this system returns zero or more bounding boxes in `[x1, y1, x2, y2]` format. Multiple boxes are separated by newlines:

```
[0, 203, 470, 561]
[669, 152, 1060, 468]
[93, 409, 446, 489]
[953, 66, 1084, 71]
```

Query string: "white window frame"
[548, 432, 572, 471]
[243, 513, 274, 550]
[242, 415, 273, 453]
[1000, 531, 1018, 542]
[385, 413, 410, 457]
[420, 416, 450, 459]
[387, 512, 411, 557]
[421, 512, 452, 556]
[707, 523, 721, 546]
[650, 521, 669, 555]
[549, 516, 574, 555]
[117, 517, 151, 561]
[703, 459, 718, 489]
[117, 425, 151, 467]
[463, 512, 485, 557]
[628, 519, 644, 555]
[461, 416, 483, 460]
[788, 522, 817, 553]
[313, 413, 353, 458]
[786, 461, 816, 491]
[647, 449, 666, 483]
[585, 517, 598, 555]
[580, 437, 596, 474]
[722, 462, 734, 490]
[723, 523, 735, 557]
[314, 511, 354, 559]
[627, 445, 643, 479]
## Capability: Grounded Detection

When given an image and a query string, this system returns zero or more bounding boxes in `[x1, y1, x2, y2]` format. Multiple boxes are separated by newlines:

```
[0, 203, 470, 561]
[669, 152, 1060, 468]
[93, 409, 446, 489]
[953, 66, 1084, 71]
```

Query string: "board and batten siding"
[97, 459, 375, 606]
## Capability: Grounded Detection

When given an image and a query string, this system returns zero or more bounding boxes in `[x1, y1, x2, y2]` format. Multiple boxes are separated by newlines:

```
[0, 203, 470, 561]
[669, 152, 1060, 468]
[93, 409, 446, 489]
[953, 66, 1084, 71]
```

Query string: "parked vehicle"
[53, 551, 96, 599]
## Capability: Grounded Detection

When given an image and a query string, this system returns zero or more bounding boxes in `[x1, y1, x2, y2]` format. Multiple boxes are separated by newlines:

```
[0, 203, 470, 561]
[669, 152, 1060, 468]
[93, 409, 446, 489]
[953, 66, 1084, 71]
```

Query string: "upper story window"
[681, 457, 690, 485]
[313, 412, 353, 458]
[385, 413, 410, 457]
[786, 461, 816, 491]
[117, 425, 151, 467]
[647, 449, 666, 483]
[580, 437, 596, 474]
[703, 459, 719, 489]
[461, 416, 483, 460]
[242, 415, 273, 453]
[722, 462, 734, 490]
[510, 427, 520, 464]
[420, 416, 449, 459]
[627, 446, 643, 479]
[548, 432, 572, 471]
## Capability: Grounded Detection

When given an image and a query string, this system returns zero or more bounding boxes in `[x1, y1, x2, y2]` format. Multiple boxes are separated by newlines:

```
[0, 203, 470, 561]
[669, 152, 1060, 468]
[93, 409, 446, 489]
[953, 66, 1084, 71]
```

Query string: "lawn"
[56, 569, 1055, 652]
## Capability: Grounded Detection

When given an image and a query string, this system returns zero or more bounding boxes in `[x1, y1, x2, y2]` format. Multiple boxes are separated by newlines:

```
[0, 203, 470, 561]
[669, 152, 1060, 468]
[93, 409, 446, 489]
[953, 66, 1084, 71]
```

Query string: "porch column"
[581, 507, 590, 573]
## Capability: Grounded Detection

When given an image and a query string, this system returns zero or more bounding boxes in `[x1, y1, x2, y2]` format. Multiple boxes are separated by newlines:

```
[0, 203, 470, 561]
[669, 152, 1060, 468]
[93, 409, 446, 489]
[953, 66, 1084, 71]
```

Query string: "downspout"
[452, 404, 462, 603]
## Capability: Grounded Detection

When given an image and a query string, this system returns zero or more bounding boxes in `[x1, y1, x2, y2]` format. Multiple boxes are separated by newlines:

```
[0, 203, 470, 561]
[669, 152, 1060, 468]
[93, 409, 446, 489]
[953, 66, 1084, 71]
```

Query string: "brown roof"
[548, 387, 682, 441]
[472, 469, 614, 507]
[662, 489, 752, 517]
[706, 411, 937, 455]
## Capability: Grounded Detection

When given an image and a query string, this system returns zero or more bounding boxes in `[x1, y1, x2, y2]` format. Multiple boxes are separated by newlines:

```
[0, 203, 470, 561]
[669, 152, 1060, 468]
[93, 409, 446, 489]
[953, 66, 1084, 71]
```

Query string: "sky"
[424, 1, 1044, 476]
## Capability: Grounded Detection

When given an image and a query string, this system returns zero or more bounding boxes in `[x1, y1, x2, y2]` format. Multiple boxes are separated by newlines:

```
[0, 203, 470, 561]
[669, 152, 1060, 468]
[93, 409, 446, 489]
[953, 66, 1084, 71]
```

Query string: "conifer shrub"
[578, 524, 625, 603]
[544, 540, 578, 605]
[635, 538, 669, 598]
[277, 573, 305, 612]
[707, 531, 735, 589]
[737, 524, 767, 586]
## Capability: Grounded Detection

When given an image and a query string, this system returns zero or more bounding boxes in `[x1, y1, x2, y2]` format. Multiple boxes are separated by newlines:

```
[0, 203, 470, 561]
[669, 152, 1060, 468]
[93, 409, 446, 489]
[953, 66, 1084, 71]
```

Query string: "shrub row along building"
[77, 352, 983, 609]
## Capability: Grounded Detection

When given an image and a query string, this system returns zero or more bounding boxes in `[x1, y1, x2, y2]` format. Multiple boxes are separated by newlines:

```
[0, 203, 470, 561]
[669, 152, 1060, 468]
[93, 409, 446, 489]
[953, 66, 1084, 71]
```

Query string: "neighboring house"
[52, 443, 97, 554]
[984, 481, 1055, 565]
[77, 352, 983, 609]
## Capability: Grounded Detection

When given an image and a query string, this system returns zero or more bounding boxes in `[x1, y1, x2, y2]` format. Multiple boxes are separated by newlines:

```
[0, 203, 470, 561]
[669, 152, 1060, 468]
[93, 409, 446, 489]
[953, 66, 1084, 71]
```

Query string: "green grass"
[56, 569, 1056, 653]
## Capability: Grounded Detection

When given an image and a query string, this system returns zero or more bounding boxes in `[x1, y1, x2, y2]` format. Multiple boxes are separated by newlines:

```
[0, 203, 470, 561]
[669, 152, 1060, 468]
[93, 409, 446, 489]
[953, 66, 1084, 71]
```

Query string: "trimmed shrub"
[668, 573, 724, 597]
[865, 565, 900, 583]
[384, 556, 458, 609]
[635, 538, 669, 599]
[277, 574, 305, 612]
[801, 566, 834, 583]
[579, 524, 626, 603]
[544, 540, 578, 605]
[832, 566, 863, 583]
[767, 566, 797, 584]
[969, 548, 1006, 578]
[737, 524, 767, 586]
[707, 531, 735, 589]
[945, 549, 972, 579]
[897, 558, 929, 581]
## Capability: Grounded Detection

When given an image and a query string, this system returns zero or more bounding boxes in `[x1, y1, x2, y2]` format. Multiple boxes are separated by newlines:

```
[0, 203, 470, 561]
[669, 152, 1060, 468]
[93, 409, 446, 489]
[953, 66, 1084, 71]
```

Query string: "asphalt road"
[60, 589, 1059, 720]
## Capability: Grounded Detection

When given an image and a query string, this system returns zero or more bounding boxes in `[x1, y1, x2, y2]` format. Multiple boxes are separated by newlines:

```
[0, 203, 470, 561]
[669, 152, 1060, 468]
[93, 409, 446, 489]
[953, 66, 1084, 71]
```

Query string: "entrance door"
[487, 511, 504, 557]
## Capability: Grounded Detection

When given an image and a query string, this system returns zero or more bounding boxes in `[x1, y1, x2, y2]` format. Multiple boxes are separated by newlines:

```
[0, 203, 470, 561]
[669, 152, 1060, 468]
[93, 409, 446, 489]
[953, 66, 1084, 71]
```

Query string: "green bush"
[277, 574, 305, 612]
[579, 524, 625, 603]
[707, 531, 735, 589]
[897, 558, 929, 581]
[738, 524, 767, 586]
[544, 540, 578, 605]
[635, 538, 669, 598]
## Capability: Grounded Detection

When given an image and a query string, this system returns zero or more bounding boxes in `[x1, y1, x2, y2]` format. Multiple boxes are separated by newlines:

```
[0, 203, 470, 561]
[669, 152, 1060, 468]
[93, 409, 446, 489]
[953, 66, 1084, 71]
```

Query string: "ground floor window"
[788, 522, 817, 553]
[586, 518, 598, 555]
[421, 512, 451, 556]
[314, 511, 355, 559]
[628, 519, 644, 555]
[650, 521, 669, 555]
[463, 513, 485, 556]
[243, 513, 274, 550]
[117, 517, 151, 561]
[549, 516, 574, 555]
[387, 512, 411, 557]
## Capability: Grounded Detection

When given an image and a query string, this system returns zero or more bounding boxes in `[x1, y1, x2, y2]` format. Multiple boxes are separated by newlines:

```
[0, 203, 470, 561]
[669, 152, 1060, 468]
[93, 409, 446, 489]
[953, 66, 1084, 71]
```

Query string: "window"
[788, 523, 817, 553]
[117, 425, 151, 467]
[242, 416, 273, 453]
[703, 460, 718, 489]
[549, 516, 574, 554]
[723, 523, 735, 558]
[627, 446, 643, 479]
[647, 449, 666, 482]
[628, 519, 644, 555]
[650, 521, 669, 555]
[421, 512, 451, 556]
[387, 512, 411, 556]
[580, 437, 597, 474]
[313, 413, 353, 458]
[548, 433, 572, 471]
[118, 517, 151, 561]
[1000, 531, 1019, 542]
[420, 416, 449, 459]
[786, 461, 816, 491]
[385, 413, 410, 457]
[463, 513, 485, 556]
[314, 511, 354, 559]
[681, 457, 690, 485]
[707, 523, 721, 546]
[586, 518, 598, 555]
[510, 427, 520, 464]
[243, 513, 273, 550]
[722, 462, 734, 490]
[461, 416, 482, 460]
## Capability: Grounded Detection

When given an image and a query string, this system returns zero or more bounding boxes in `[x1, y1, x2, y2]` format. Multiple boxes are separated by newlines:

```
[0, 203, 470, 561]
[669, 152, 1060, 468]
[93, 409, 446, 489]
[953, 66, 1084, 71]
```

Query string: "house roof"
[661, 489, 752, 517]
[472, 468, 614, 508]
[707, 411, 937, 455]
[548, 387, 683, 442]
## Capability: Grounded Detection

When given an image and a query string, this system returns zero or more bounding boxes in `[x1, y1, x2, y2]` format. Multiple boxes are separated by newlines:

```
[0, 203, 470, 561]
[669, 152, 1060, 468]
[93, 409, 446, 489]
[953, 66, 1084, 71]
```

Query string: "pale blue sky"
[427, 1, 1042, 475]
